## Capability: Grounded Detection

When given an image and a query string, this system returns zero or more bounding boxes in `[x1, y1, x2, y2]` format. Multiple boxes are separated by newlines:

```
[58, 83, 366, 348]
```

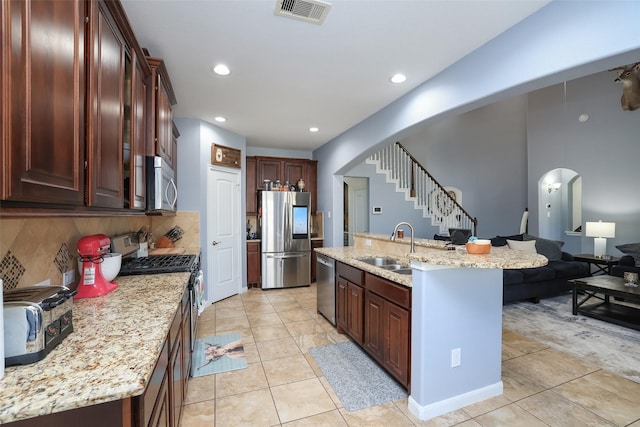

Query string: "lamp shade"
[585, 221, 615, 238]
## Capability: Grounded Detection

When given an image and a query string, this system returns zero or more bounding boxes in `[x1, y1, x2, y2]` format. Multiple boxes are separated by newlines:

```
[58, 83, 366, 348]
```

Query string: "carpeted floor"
[309, 341, 407, 412]
[503, 292, 640, 383]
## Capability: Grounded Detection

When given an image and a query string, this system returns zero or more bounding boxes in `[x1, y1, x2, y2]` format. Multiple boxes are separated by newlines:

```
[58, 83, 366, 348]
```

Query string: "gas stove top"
[119, 254, 198, 276]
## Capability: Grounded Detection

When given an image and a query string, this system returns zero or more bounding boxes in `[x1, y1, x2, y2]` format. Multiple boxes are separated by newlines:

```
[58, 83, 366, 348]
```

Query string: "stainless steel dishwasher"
[316, 254, 336, 325]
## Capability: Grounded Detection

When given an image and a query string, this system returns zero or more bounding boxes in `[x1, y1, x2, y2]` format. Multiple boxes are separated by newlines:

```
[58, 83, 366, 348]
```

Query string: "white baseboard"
[407, 381, 503, 421]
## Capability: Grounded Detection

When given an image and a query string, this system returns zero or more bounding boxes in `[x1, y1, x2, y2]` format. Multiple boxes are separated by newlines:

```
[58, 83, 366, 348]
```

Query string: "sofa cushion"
[507, 239, 537, 253]
[615, 243, 640, 266]
[503, 269, 524, 286]
[491, 234, 525, 247]
[523, 234, 564, 261]
[547, 260, 588, 278]
[520, 266, 556, 282]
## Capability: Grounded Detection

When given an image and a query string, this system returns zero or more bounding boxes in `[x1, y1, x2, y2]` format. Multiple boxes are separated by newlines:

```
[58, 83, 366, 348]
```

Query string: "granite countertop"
[0, 271, 191, 424]
[317, 241, 547, 289]
[316, 246, 414, 287]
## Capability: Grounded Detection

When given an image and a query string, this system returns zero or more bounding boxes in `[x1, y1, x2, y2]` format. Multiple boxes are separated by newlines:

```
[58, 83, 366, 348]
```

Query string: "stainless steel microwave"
[146, 156, 177, 212]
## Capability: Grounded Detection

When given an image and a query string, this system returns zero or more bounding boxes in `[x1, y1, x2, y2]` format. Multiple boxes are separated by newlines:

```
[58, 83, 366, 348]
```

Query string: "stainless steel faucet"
[391, 222, 415, 253]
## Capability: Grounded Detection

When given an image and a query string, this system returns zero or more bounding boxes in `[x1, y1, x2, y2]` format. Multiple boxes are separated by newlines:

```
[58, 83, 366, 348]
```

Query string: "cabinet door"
[347, 282, 364, 344]
[364, 291, 385, 362]
[257, 158, 282, 188]
[2, 0, 86, 204]
[86, 1, 125, 208]
[148, 370, 171, 427]
[284, 160, 305, 187]
[305, 160, 318, 212]
[311, 240, 323, 283]
[246, 156, 257, 213]
[170, 325, 185, 427]
[336, 277, 349, 332]
[128, 52, 147, 210]
[384, 302, 410, 386]
[156, 74, 172, 163]
[247, 242, 261, 287]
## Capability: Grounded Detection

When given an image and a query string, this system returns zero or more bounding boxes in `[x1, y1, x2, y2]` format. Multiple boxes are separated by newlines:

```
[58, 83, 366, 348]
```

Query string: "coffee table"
[571, 276, 640, 331]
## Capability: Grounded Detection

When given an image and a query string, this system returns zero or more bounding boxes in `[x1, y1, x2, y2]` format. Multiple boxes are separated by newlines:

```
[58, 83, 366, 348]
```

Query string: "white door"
[207, 165, 241, 303]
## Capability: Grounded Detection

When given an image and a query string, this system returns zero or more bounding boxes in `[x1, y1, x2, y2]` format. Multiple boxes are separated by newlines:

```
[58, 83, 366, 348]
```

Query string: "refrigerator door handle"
[266, 253, 307, 259]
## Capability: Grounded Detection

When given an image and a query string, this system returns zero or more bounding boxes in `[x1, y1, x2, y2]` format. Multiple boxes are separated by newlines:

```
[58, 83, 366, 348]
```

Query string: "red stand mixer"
[76, 234, 118, 298]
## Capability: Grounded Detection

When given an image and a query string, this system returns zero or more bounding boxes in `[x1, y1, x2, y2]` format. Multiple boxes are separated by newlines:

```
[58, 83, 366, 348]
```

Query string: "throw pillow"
[615, 243, 640, 266]
[491, 234, 525, 247]
[522, 234, 564, 261]
[507, 239, 537, 253]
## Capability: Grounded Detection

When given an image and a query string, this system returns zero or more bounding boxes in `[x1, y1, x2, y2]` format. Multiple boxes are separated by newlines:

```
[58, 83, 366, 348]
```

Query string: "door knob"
[212, 240, 221, 246]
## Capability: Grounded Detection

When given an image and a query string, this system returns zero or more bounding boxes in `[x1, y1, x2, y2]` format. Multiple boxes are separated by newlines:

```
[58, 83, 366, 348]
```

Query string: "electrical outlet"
[451, 348, 461, 368]
[365, 239, 372, 247]
[63, 270, 75, 287]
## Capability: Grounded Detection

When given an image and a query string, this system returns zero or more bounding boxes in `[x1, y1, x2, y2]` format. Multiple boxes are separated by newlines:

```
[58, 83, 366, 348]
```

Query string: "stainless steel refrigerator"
[260, 191, 311, 289]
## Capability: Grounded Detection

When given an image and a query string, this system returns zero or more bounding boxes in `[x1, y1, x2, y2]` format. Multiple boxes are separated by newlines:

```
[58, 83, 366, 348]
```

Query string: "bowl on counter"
[465, 242, 491, 254]
[77, 253, 122, 282]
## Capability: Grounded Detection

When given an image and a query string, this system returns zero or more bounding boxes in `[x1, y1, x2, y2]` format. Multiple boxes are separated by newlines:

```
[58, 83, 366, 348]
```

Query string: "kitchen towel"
[191, 333, 246, 377]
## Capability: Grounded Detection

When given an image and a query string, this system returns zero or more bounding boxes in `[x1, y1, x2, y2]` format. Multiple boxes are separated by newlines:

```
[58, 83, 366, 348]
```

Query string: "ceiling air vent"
[275, 0, 332, 25]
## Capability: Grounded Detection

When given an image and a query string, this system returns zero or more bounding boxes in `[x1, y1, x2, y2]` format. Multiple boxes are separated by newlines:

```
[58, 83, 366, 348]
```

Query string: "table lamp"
[585, 221, 615, 258]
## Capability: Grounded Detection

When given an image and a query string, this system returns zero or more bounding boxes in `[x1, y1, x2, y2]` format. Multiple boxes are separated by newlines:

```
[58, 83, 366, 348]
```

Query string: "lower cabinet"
[135, 287, 191, 427]
[336, 262, 411, 389]
[247, 242, 261, 287]
[311, 239, 323, 283]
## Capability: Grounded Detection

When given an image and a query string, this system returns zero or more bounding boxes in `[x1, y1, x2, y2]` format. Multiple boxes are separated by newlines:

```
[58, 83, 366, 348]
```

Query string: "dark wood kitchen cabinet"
[246, 156, 257, 214]
[247, 241, 261, 287]
[335, 262, 411, 389]
[311, 239, 323, 283]
[1, 0, 87, 205]
[1, 0, 151, 214]
[253, 156, 318, 212]
[336, 262, 365, 345]
[147, 56, 177, 168]
[86, 0, 127, 208]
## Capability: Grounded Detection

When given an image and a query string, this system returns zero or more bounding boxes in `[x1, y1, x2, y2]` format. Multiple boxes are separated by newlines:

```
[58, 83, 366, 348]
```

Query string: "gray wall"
[314, 1, 640, 247]
[527, 72, 640, 256]
[175, 118, 248, 290]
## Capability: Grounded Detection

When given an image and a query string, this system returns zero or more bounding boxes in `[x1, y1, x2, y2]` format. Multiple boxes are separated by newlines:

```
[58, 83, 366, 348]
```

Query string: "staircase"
[366, 142, 478, 235]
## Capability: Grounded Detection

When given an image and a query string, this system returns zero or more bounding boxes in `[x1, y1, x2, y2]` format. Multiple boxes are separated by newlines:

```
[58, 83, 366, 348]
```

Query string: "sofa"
[490, 233, 590, 304]
[611, 243, 640, 278]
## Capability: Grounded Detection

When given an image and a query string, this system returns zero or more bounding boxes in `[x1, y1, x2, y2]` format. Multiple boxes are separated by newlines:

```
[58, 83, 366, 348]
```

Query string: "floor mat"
[309, 341, 407, 412]
[191, 333, 247, 377]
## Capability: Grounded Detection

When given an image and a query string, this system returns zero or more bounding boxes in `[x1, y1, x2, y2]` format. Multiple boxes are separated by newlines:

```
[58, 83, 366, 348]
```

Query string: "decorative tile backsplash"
[0, 211, 200, 291]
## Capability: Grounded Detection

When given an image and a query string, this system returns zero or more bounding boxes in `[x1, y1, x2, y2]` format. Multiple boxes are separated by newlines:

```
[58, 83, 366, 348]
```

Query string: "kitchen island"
[317, 233, 546, 421]
[0, 271, 191, 426]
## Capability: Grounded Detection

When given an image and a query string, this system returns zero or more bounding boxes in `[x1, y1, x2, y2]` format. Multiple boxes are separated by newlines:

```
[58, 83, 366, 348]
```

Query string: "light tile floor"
[181, 284, 640, 426]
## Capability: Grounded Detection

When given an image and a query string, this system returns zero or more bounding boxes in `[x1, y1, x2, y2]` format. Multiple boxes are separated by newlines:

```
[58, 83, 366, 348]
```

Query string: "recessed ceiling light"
[390, 73, 406, 84]
[212, 64, 230, 76]
[215, 116, 226, 123]
[309, 127, 319, 132]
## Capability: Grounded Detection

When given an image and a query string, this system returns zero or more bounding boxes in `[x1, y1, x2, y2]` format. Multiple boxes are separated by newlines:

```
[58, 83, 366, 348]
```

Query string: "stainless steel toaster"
[3, 286, 76, 366]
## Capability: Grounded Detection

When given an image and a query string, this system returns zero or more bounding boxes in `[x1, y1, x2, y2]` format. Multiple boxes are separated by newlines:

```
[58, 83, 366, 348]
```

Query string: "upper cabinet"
[247, 156, 318, 213]
[86, 0, 127, 208]
[1, 0, 152, 214]
[147, 56, 177, 169]
[1, 0, 87, 205]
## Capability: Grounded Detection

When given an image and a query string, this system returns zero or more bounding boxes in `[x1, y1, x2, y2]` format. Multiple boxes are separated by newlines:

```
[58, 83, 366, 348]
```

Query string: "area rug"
[191, 333, 247, 378]
[503, 293, 640, 383]
[309, 341, 407, 412]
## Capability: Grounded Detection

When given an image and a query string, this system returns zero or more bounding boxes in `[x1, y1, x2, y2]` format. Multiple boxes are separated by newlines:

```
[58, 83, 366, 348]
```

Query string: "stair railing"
[368, 142, 478, 236]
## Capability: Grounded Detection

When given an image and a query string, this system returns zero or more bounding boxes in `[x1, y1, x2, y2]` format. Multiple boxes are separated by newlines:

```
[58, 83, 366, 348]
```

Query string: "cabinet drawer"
[337, 262, 364, 286]
[365, 273, 411, 309]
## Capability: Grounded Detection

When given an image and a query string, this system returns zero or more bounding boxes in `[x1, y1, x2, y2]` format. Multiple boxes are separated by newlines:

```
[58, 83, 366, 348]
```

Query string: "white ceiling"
[121, 0, 550, 151]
